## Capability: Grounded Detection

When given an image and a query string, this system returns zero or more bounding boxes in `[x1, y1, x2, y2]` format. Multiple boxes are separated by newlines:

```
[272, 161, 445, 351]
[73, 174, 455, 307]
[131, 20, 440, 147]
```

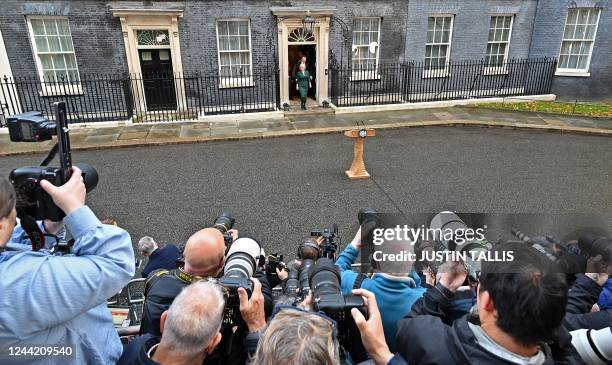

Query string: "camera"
[264, 253, 285, 277]
[578, 234, 612, 268]
[7, 103, 98, 245]
[212, 209, 236, 248]
[310, 224, 341, 260]
[309, 257, 368, 361]
[570, 327, 612, 365]
[429, 212, 491, 281]
[218, 237, 261, 325]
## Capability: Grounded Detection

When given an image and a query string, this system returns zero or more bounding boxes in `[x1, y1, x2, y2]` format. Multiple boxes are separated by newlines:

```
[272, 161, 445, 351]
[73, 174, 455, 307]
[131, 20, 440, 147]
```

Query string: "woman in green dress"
[296, 62, 312, 110]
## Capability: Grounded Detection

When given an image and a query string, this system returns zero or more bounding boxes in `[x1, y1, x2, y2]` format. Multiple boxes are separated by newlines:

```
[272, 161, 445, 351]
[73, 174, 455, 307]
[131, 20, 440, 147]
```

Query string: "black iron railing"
[329, 58, 557, 107]
[0, 68, 280, 124]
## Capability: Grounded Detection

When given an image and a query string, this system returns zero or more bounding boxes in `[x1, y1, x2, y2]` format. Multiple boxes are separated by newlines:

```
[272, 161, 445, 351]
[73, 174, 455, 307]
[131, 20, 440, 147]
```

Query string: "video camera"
[7, 103, 98, 250]
[309, 224, 341, 260]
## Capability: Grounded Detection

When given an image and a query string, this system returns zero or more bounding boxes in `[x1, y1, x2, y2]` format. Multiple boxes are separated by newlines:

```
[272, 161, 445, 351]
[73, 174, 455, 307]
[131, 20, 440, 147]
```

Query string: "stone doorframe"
[271, 6, 335, 106]
[110, 8, 186, 112]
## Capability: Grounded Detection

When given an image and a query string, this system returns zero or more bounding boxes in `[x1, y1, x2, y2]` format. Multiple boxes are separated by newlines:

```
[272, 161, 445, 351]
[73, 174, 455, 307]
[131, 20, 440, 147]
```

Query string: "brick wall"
[530, 0, 612, 101]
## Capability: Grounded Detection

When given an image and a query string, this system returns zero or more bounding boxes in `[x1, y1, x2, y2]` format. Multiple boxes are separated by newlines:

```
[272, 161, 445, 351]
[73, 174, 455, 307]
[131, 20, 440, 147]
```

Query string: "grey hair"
[162, 280, 225, 356]
[138, 236, 157, 255]
[251, 310, 339, 365]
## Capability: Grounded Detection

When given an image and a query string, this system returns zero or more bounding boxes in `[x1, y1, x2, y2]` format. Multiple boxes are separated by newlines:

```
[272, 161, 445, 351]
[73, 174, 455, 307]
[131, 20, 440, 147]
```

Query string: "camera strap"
[16, 208, 45, 251]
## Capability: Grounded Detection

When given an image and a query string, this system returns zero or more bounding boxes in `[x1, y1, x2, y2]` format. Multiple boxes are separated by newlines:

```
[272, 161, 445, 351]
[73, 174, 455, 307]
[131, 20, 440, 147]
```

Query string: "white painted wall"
[0, 29, 21, 115]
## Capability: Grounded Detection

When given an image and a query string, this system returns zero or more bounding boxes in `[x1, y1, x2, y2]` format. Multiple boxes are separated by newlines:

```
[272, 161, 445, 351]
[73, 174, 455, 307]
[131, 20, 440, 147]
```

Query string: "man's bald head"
[183, 228, 226, 277]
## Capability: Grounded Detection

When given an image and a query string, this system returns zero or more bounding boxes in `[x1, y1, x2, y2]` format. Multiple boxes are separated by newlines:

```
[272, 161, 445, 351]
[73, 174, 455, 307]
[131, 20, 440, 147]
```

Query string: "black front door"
[139, 49, 176, 110]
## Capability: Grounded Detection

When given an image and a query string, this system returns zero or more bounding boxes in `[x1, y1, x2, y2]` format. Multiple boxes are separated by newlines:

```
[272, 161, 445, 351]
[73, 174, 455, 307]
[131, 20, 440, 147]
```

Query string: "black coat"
[564, 274, 609, 331]
[396, 285, 582, 365]
[141, 244, 181, 278]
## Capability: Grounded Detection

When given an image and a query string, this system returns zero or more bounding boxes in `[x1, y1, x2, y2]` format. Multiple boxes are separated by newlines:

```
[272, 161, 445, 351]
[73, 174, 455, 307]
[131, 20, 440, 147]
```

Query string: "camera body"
[309, 258, 367, 351]
[264, 253, 285, 277]
[310, 224, 341, 260]
[7, 104, 98, 223]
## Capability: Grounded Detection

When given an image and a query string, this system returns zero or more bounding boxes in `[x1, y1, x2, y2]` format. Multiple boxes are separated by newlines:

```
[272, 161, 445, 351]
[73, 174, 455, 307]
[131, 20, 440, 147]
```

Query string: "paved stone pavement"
[1, 106, 610, 155]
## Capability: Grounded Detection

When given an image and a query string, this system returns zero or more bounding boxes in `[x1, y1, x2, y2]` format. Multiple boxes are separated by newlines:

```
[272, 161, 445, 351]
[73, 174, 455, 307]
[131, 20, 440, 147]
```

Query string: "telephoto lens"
[213, 209, 235, 234]
[218, 237, 261, 325]
[571, 327, 612, 365]
[299, 259, 315, 295]
[283, 269, 299, 297]
[223, 237, 261, 281]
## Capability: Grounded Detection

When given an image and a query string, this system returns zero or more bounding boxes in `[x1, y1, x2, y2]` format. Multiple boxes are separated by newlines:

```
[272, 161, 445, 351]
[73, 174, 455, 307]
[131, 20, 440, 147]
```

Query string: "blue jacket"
[0, 206, 135, 365]
[141, 244, 181, 278]
[335, 244, 426, 353]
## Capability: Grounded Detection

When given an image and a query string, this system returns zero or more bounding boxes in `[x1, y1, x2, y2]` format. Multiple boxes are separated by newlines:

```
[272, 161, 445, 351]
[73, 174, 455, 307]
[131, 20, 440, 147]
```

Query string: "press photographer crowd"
[0, 103, 611, 365]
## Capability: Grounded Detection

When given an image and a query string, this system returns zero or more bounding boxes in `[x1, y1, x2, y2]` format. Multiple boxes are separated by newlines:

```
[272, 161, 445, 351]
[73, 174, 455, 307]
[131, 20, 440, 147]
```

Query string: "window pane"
[575, 24, 586, 39]
[427, 30, 434, 43]
[354, 18, 362, 30]
[239, 36, 249, 50]
[560, 41, 571, 55]
[31, 19, 45, 35]
[585, 24, 596, 39]
[220, 53, 231, 67]
[59, 36, 73, 52]
[498, 43, 507, 56]
[218, 21, 228, 35]
[427, 17, 434, 30]
[567, 10, 578, 25]
[578, 10, 589, 24]
[568, 55, 578, 68]
[425, 45, 432, 57]
[563, 25, 574, 39]
[577, 55, 588, 69]
[219, 36, 229, 51]
[42, 70, 56, 82]
[56, 20, 70, 35]
[587, 9, 599, 25]
[47, 36, 61, 52]
[52, 54, 66, 69]
[238, 21, 248, 36]
[39, 54, 53, 70]
[67, 69, 79, 84]
[65, 54, 77, 69]
[44, 20, 58, 35]
[228, 21, 239, 35]
[229, 36, 239, 50]
[502, 29, 509, 41]
[35, 35, 49, 52]
[504, 16, 512, 28]
[439, 45, 448, 59]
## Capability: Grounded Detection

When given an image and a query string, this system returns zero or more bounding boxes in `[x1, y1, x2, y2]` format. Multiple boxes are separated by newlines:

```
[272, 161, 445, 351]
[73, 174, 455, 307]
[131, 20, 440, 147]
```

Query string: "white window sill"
[555, 70, 591, 78]
[350, 72, 381, 81]
[218, 78, 254, 89]
[422, 70, 449, 79]
[483, 67, 508, 76]
[38, 86, 83, 96]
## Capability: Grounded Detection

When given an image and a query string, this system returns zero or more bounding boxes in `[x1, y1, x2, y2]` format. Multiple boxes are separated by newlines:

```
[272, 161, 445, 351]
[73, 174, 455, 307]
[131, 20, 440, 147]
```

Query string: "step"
[283, 105, 335, 117]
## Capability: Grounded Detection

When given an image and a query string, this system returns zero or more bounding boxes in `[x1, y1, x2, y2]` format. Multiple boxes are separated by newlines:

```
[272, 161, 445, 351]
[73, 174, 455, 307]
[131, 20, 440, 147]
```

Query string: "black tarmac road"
[1, 127, 611, 262]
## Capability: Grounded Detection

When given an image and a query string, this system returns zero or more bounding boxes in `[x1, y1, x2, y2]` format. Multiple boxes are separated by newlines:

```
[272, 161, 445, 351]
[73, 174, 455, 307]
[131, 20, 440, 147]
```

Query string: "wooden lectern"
[344, 128, 376, 179]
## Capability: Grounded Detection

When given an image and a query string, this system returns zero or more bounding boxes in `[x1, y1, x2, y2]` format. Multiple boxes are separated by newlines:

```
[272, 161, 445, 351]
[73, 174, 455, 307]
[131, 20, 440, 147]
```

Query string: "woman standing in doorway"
[296, 62, 311, 110]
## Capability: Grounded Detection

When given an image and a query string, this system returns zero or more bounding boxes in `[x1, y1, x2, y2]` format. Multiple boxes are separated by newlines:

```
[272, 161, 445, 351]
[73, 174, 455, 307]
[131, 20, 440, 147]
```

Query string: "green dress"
[296, 70, 310, 98]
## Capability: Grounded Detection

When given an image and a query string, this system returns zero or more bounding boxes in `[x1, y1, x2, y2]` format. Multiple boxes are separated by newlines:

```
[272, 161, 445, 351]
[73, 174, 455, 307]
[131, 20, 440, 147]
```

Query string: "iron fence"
[329, 57, 557, 107]
[0, 68, 280, 125]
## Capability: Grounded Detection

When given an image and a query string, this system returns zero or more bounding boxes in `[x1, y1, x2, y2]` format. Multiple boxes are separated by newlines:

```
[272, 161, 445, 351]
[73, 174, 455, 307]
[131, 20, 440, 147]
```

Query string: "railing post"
[122, 73, 134, 120]
[275, 67, 281, 110]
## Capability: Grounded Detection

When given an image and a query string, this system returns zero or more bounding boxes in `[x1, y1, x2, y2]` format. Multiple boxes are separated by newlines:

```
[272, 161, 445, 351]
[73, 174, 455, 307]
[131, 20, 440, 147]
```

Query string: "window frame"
[423, 14, 454, 78]
[351, 17, 382, 81]
[484, 14, 514, 75]
[26, 16, 82, 95]
[556, 8, 601, 76]
[215, 18, 254, 88]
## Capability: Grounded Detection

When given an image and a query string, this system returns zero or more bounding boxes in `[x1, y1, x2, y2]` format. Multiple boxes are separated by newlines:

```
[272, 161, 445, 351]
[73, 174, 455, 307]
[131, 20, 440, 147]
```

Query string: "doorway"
[138, 49, 177, 110]
[288, 44, 316, 102]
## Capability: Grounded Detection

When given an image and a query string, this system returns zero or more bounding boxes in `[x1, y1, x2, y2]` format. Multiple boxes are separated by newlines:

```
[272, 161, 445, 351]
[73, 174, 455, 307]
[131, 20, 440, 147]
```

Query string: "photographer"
[118, 278, 266, 365]
[0, 170, 135, 364]
[335, 227, 425, 352]
[251, 288, 408, 365]
[563, 264, 610, 331]
[396, 242, 580, 364]
[138, 236, 181, 278]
